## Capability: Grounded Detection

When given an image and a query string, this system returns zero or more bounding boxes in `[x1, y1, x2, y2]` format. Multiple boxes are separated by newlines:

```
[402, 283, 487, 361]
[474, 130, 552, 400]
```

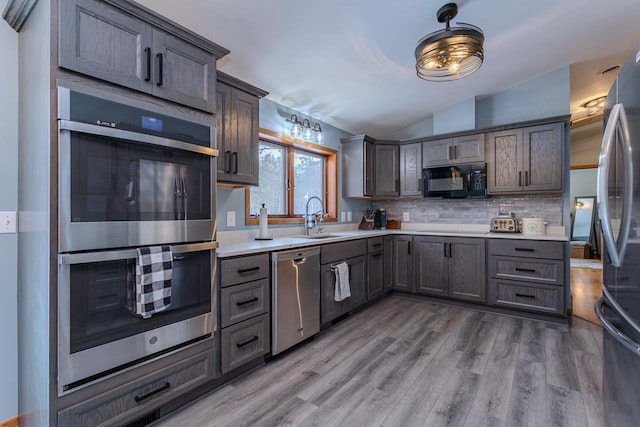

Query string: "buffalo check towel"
[135, 246, 173, 318]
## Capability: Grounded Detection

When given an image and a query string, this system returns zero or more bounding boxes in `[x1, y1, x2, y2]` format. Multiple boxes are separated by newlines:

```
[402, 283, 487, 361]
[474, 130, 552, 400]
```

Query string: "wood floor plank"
[568, 317, 603, 357]
[469, 315, 518, 421]
[505, 359, 547, 427]
[238, 396, 318, 427]
[423, 368, 482, 426]
[572, 350, 605, 427]
[544, 326, 582, 392]
[518, 320, 546, 364]
[463, 411, 505, 427]
[456, 313, 502, 375]
[546, 384, 589, 427]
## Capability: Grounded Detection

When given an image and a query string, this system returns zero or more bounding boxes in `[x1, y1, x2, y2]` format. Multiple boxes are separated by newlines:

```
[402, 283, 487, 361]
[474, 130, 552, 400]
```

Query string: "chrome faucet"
[304, 196, 325, 235]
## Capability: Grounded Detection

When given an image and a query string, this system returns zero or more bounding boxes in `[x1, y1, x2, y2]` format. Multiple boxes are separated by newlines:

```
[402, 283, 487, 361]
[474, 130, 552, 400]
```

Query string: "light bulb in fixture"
[312, 123, 324, 144]
[302, 119, 313, 141]
[286, 114, 302, 138]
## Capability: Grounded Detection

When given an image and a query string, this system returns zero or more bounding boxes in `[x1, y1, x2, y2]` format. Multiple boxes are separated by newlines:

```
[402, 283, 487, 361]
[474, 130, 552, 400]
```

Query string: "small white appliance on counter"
[521, 218, 547, 235]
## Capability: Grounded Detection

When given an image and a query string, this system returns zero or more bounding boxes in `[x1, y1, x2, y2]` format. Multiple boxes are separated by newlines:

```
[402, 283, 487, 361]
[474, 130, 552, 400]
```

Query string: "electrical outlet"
[340, 212, 346, 222]
[402, 212, 410, 222]
[347, 211, 352, 222]
[226, 211, 236, 227]
[0, 211, 17, 233]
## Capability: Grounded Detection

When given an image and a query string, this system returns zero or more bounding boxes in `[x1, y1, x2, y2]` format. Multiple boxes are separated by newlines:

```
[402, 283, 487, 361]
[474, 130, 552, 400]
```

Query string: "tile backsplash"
[372, 195, 563, 225]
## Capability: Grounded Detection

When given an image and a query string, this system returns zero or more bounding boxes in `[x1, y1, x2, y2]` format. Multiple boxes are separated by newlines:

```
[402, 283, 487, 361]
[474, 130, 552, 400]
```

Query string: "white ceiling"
[137, 0, 640, 138]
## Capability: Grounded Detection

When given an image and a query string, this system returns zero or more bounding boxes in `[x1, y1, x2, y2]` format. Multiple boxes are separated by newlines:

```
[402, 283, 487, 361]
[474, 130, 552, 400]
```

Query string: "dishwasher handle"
[272, 247, 320, 261]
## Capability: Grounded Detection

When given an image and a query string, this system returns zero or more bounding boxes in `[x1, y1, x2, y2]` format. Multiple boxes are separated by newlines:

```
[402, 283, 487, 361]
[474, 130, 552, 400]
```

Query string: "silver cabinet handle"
[597, 103, 633, 267]
[59, 241, 218, 264]
[595, 296, 640, 356]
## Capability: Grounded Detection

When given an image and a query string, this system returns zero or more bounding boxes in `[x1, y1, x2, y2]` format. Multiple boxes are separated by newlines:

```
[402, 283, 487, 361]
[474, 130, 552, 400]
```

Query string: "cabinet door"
[348, 255, 368, 308]
[365, 140, 376, 196]
[383, 235, 394, 291]
[448, 237, 486, 302]
[486, 128, 523, 193]
[523, 123, 563, 192]
[375, 144, 400, 196]
[453, 134, 485, 163]
[400, 142, 422, 196]
[393, 236, 413, 292]
[367, 252, 384, 300]
[216, 82, 232, 182]
[152, 30, 217, 113]
[59, 0, 153, 94]
[423, 138, 454, 166]
[414, 236, 448, 297]
[230, 89, 260, 186]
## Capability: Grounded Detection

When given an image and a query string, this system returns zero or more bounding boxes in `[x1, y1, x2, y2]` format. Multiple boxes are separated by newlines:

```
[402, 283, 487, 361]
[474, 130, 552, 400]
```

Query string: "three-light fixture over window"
[286, 114, 324, 144]
[415, 2, 484, 82]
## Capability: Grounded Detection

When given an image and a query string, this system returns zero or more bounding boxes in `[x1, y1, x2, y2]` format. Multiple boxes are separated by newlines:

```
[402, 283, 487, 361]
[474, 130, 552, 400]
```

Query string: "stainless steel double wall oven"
[57, 87, 218, 395]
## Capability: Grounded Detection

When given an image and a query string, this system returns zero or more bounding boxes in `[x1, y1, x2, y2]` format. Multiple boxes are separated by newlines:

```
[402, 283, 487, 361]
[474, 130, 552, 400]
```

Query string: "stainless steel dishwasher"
[272, 247, 320, 355]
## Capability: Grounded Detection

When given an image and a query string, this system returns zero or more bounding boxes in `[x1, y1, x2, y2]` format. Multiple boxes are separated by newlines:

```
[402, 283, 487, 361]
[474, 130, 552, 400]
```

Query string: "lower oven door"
[58, 241, 217, 395]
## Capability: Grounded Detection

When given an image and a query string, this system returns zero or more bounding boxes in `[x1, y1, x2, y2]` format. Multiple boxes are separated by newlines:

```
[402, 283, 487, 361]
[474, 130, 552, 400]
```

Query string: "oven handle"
[59, 241, 218, 265]
[59, 119, 219, 158]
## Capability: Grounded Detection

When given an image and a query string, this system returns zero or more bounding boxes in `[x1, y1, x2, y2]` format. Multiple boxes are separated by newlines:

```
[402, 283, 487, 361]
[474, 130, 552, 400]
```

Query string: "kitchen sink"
[299, 234, 337, 239]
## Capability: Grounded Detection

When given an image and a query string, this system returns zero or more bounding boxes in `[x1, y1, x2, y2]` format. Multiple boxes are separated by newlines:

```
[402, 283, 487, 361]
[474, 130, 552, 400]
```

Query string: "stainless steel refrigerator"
[595, 43, 640, 427]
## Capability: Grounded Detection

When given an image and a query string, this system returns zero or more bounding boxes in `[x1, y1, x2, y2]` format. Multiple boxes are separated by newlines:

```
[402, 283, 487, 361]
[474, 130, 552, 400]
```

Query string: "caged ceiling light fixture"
[415, 2, 484, 82]
[583, 96, 606, 116]
[286, 114, 324, 144]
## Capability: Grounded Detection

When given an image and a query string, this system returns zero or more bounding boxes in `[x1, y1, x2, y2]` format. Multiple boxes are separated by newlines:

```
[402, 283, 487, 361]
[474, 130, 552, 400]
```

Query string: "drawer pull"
[515, 293, 536, 299]
[514, 247, 535, 252]
[515, 267, 536, 273]
[372, 253, 383, 258]
[372, 243, 382, 247]
[237, 266, 260, 274]
[236, 297, 259, 306]
[237, 336, 259, 348]
[134, 382, 170, 403]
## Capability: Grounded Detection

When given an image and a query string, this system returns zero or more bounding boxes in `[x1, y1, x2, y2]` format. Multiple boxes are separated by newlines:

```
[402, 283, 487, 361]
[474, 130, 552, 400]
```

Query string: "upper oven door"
[423, 165, 468, 198]
[58, 88, 218, 252]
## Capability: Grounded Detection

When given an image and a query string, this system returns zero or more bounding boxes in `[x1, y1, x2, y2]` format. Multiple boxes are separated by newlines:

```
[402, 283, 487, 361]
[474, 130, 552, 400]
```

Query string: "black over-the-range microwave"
[422, 163, 487, 198]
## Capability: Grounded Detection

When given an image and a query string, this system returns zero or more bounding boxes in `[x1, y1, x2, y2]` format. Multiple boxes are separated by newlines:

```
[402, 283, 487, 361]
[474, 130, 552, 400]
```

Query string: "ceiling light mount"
[415, 2, 484, 82]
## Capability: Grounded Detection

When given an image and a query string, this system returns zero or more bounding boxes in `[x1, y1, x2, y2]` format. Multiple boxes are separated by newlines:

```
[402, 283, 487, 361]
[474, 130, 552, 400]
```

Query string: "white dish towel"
[333, 261, 351, 302]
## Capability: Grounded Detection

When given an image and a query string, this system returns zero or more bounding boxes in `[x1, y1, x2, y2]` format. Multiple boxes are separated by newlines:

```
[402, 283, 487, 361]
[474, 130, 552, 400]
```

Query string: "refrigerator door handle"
[597, 103, 633, 267]
[595, 296, 640, 356]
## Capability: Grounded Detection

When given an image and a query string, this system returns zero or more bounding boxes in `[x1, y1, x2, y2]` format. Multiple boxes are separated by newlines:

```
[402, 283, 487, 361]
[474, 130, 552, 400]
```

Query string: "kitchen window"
[246, 129, 337, 224]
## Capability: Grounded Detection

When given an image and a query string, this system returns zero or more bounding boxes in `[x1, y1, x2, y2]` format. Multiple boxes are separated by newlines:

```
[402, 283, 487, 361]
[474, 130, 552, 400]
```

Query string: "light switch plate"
[402, 212, 410, 222]
[226, 211, 236, 227]
[347, 211, 352, 222]
[340, 212, 346, 222]
[0, 211, 17, 233]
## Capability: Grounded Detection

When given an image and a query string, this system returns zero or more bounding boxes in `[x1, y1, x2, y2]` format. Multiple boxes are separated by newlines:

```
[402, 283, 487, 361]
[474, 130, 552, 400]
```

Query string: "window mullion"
[287, 146, 295, 217]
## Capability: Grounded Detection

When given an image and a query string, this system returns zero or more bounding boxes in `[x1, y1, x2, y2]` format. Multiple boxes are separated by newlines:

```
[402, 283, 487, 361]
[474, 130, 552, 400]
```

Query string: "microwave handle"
[59, 241, 218, 265]
[59, 119, 218, 158]
[182, 177, 188, 221]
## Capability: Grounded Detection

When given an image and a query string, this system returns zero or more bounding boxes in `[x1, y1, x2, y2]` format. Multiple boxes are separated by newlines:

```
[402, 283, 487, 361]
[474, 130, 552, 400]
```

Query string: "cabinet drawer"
[488, 239, 564, 260]
[489, 256, 564, 286]
[220, 279, 269, 328]
[321, 239, 366, 264]
[367, 237, 384, 253]
[58, 346, 214, 427]
[220, 254, 269, 287]
[488, 279, 564, 315]
[221, 314, 270, 374]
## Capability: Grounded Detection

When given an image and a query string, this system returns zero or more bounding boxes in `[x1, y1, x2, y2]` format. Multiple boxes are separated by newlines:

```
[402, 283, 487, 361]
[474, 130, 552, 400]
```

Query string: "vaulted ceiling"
[137, 0, 640, 138]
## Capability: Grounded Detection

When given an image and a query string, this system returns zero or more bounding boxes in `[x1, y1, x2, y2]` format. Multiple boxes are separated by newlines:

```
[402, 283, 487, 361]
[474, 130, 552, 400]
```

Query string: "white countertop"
[217, 224, 568, 258]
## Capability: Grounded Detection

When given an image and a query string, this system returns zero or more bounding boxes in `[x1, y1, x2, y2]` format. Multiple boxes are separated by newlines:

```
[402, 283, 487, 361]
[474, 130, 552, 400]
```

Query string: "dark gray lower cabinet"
[367, 251, 384, 300]
[393, 236, 414, 292]
[383, 235, 394, 291]
[413, 236, 486, 302]
[220, 313, 270, 373]
[58, 339, 215, 427]
[320, 255, 367, 324]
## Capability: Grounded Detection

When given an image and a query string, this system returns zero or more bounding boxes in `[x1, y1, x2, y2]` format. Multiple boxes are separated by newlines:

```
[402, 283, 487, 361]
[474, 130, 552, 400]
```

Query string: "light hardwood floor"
[154, 297, 604, 427]
[570, 267, 602, 325]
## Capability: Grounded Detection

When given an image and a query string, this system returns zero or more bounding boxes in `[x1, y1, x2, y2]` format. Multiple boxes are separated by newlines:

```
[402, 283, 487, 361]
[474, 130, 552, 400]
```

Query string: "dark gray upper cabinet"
[422, 134, 484, 166]
[413, 236, 486, 302]
[375, 144, 400, 196]
[487, 122, 563, 194]
[216, 73, 268, 186]
[58, 0, 228, 112]
[399, 142, 422, 196]
[341, 135, 376, 197]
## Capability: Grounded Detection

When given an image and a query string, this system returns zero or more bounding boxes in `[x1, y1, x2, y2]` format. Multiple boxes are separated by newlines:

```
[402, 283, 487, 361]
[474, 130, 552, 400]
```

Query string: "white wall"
[0, 0, 19, 421]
